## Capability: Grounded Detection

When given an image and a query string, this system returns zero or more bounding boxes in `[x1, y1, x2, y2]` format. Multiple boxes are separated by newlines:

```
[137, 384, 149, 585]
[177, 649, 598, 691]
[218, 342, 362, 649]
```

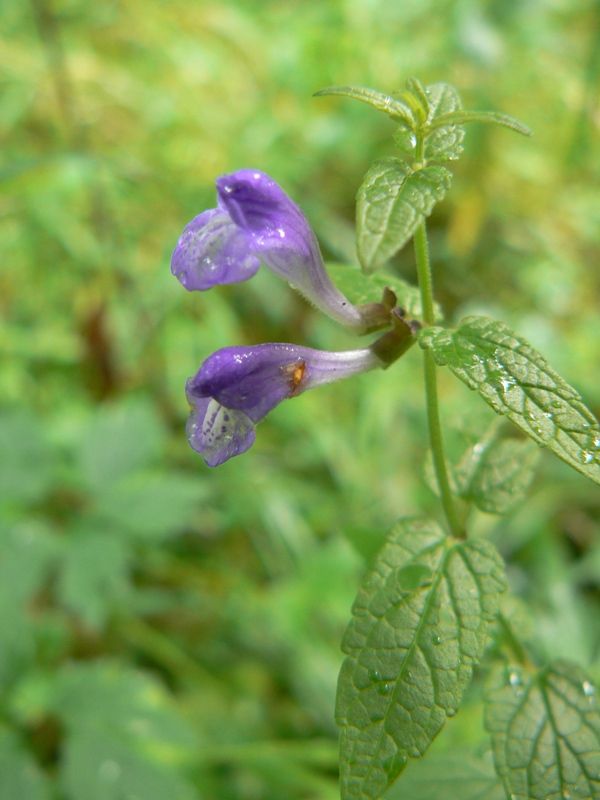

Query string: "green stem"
[414, 221, 464, 538]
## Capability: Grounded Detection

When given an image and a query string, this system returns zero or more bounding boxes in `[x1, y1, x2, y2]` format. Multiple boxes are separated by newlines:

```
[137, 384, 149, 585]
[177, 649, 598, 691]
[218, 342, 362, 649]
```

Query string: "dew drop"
[582, 680, 595, 698]
[591, 435, 600, 450]
[432, 634, 442, 646]
[579, 450, 595, 465]
[377, 682, 393, 696]
[508, 671, 522, 688]
[368, 669, 382, 683]
[447, 708, 456, 718]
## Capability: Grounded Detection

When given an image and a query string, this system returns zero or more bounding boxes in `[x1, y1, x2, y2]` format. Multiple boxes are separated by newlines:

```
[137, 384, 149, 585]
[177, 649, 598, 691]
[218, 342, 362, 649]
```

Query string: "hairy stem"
[414, 221, 464, 538]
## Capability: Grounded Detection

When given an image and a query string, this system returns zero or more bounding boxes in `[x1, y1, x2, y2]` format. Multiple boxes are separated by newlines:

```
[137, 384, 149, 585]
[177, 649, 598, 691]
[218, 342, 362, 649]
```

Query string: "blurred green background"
[2, 0, 600, 797]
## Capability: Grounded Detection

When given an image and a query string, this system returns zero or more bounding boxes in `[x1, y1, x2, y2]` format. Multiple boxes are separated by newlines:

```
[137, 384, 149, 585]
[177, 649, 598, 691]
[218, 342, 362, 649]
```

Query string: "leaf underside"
[336, 518, 506, 800]
[356, 158, 452, 272]
[485, 661, 600, 799]
[420, 316, 600, 485]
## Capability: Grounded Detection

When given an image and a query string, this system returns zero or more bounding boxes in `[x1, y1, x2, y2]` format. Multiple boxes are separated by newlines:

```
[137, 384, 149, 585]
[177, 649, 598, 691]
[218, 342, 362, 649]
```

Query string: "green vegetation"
[2, 1, 600, 798]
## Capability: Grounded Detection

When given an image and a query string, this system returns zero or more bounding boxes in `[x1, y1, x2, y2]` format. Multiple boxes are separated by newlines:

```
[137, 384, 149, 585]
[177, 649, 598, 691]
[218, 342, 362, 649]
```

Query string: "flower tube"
[186, 343, 381, 466]
[171, 170, 365, 329]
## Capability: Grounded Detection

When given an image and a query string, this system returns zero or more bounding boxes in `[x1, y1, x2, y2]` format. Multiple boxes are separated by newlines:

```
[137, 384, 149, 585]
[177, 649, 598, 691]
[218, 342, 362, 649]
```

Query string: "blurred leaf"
[78, 401, 166, 492]
[314, 85, 415, 127]
[326, 263, 439, 320]
[0, 522, 58, 688]
[456, 433, 540, 514]
[420, 317, 600, 485]
[356, 158, 452, 272]
[336, 518, 506, 800]
[424, 82, 465, 162]
[92, 471, 205, 542]
[58, 529, 131, 628]
[0, 728, 49, 800]
[54, 662, 198, 800]
[485, 661, 600, 800]
[384, 749, 504, 799]
[0, 409, 54, 507]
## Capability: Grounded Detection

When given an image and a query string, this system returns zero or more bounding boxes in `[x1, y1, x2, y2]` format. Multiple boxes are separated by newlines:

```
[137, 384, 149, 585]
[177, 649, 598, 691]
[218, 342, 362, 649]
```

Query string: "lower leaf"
[336, 518, 506, 800]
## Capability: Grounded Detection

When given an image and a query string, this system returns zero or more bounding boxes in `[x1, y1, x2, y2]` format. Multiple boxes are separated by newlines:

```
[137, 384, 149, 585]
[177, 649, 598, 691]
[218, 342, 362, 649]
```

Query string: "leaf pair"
[316, 80, 530, 273]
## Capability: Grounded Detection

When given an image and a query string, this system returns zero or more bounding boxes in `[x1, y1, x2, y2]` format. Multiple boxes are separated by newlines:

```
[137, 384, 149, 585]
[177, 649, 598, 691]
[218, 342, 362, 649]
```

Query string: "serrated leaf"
[456, 433, 540, 515]
[419, 316, 600, 485]
[314, 85, 415, 127]
[356, 158, 452, 272]
[93, 471, 205, 542]
[384, 749, 504, 800]
[54, 662, 198, 800]
[0, 728, 50, 800]
[336, 518, 506, 800]
[424, 82, 465, 162]
[326, 263, 441, 321]
[78, 400, 166, 492]
[58, 529, 131, 628]
[430, 110, 532, 137]
[485, 661, 600, 799]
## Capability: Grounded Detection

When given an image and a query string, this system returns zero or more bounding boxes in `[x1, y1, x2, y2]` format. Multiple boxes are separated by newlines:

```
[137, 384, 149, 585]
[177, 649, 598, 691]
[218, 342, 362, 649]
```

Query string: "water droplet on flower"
[222, 184, 233, 194]
[276, 227, 286, 239]
[582, 680, 595, 698]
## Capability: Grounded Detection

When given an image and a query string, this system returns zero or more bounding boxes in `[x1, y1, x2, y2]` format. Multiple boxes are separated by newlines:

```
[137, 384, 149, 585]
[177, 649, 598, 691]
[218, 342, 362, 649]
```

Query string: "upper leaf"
[419, 316, 600, 485]
[424, 83, 465, 162]
[485, 661, 600, 800]
[336, 518, 506, 800]
[429, 110, 532, 137]
[356, 158, 452, 272]
[314, 86, 415, 128]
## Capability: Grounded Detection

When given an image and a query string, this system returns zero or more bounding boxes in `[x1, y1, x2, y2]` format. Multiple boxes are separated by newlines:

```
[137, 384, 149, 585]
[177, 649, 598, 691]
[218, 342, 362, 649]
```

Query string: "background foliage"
[2, 0, 600, 797]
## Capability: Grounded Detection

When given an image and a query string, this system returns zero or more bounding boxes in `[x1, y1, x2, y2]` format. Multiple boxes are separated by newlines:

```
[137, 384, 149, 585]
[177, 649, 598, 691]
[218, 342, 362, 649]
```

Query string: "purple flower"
[186, 343, 381, 466]
[171, 170, 364, 329]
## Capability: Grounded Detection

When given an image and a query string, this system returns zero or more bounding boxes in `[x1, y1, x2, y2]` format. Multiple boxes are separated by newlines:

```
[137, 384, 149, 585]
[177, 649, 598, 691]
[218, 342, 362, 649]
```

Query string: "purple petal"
[171, 208, 260, 290]
[186, 396, 256, 467]
[188, 343, 380, 424]
[216, 171, 363, 328]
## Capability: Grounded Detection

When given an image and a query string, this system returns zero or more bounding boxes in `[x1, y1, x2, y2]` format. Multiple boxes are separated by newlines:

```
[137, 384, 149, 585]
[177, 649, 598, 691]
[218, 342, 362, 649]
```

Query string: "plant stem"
[414, 221, 464, 538]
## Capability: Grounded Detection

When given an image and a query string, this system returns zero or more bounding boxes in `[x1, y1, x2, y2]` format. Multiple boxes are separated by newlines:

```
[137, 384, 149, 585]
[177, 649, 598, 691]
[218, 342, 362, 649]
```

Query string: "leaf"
[430, 110, 532, 137]
[0, 728, 50, 800]
[0, 522, 59, 689]
[419, 316, 600, 485]
[314, 85, 415, 127]
[356, 158, 452, 272]
[384, 749, 505, 800]
[92, 471, 205, 541]
[325, 263, 442, 321]
[336, 518, 506, 800]
[54, 661, 198, 800]
[485, 661, 600, 800]
[58, 528, 131, 628]
[424, 82, 465, 162]
[78, 400, 166, 493]
[455, 431, 540, 515]
[0, 409, 55, 507]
